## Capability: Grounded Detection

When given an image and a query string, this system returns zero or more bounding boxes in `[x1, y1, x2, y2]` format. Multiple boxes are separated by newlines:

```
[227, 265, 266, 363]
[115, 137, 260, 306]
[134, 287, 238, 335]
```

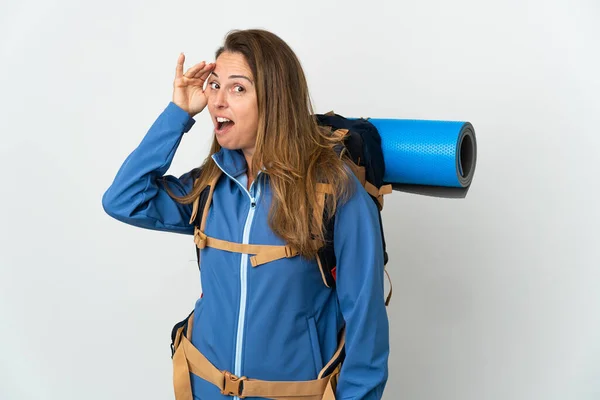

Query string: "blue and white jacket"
[102, 102, 389, 400]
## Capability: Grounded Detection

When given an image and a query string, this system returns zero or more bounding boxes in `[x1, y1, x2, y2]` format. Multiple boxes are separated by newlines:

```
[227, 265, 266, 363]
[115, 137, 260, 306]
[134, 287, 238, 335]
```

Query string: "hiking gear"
[102, 102, 390, 400]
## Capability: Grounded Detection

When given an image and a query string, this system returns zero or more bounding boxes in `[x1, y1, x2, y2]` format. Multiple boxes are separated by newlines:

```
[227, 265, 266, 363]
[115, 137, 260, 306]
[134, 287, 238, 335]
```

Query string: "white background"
[1, 0, 599, 399]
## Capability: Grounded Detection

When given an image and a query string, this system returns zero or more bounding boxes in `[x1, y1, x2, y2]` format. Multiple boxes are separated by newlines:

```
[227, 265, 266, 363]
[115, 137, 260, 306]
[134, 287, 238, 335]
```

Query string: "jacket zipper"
[212, 157, 261, 400]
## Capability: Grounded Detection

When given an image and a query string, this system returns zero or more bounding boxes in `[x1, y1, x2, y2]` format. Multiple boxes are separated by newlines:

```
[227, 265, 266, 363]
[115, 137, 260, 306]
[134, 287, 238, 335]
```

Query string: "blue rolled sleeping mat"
[367, 118, 477, 198]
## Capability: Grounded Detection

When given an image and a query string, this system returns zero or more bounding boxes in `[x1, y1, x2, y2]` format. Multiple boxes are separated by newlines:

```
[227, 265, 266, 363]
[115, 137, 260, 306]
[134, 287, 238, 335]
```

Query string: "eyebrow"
[211, 72, 254, 84]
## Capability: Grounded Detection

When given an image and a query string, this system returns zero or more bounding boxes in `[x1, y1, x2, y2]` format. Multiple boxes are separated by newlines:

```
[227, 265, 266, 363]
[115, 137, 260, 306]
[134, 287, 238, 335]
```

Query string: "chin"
[215, 135, 236, 150]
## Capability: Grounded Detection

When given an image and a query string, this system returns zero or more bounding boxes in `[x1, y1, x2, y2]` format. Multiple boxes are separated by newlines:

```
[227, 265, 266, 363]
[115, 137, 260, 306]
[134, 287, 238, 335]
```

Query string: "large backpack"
[187, 111, 393, 302]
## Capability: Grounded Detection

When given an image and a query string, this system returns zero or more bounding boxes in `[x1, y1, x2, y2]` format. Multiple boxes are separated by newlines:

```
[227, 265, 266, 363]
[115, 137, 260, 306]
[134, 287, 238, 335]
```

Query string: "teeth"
[216, 117, 231, 123]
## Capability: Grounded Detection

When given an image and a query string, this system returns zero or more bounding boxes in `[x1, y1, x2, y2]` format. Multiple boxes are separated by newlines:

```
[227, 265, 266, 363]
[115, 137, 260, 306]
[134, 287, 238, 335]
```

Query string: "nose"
[211, 88, 227, 109]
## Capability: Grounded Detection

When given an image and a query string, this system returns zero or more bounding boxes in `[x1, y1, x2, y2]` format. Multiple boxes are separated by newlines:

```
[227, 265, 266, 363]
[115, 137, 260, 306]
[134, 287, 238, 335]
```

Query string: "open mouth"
[216, 117, 235, 133]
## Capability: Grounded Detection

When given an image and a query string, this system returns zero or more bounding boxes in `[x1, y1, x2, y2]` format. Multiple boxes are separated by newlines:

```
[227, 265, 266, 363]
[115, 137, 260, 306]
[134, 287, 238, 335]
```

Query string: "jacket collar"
[211, 148, 248, 178]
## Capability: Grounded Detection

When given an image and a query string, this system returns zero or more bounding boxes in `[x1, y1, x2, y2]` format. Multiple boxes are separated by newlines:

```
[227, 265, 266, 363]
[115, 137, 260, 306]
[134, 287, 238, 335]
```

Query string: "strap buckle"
[221, 371, 246, 398]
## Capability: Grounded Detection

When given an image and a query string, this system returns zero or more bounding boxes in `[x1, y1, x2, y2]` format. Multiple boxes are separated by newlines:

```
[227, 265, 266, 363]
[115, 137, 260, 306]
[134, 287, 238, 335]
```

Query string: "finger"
[184, 61, 207, 78]
[195, 63, 215, 80]
[176, 53, 185, 79]
[184, 78, 211, 88]
[191, 62, 215, 79]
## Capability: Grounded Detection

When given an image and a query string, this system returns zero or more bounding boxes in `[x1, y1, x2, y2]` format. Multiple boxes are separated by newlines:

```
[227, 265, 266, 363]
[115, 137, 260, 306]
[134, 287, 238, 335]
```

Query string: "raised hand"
[172, 53, 215, 117]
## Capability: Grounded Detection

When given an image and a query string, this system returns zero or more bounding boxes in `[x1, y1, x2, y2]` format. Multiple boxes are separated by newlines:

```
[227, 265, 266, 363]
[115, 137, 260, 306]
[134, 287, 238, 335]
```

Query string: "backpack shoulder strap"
[314, 180, 393, 305]
[314, 183, 337, 288]
[199, 173, 220, 232]
[189, 173, 221, 268]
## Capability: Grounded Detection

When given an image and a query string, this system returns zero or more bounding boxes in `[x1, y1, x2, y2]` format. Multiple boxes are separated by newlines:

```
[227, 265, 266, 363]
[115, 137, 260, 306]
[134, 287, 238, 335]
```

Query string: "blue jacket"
[102, 102, 389, 400]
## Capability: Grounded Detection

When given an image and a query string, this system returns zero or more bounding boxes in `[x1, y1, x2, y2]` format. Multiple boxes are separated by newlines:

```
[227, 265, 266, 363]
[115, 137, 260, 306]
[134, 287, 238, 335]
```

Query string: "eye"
[209, 82, 219, 90]
[233, 85, 245, 93]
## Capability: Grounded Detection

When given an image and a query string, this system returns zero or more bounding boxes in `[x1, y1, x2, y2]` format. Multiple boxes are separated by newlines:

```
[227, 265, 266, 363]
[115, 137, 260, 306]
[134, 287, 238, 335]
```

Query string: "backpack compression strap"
[365, 182, 393, 209]
[341, 152, 392, 211]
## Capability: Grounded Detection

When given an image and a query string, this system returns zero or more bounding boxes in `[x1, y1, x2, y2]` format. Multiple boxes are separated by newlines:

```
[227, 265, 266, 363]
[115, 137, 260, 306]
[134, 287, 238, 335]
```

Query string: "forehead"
[213, 51, 252, 78]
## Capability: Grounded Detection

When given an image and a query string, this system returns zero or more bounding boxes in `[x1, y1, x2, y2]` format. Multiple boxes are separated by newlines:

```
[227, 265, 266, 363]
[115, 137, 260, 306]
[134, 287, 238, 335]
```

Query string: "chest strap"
[194, 227, 299, 267]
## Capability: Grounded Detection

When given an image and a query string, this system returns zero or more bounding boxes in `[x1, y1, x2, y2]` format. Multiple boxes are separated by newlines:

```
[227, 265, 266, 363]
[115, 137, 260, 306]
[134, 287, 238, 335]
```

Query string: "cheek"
[205, 93, 215, 111]
[236, 101, 258, 126]
[247, 101, 259, 126]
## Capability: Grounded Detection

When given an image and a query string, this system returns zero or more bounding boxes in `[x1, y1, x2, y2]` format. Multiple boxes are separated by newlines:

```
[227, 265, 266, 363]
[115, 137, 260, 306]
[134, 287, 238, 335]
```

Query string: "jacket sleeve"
[333, 175, 390, 400]
[102, 102, 198, 235]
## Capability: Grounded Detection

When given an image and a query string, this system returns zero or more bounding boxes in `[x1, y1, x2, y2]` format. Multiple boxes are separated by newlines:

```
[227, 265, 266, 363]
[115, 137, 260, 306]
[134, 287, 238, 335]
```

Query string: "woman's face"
[206, 51, 259, 159]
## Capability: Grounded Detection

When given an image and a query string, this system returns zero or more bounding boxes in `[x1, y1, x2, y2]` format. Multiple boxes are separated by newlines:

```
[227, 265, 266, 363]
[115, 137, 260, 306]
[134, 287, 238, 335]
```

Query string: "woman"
[102, 29, 389, 400]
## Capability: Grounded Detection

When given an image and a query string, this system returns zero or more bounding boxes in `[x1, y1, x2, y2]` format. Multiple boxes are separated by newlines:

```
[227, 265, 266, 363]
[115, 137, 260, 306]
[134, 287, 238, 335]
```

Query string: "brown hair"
[165, 29, 353, 258]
